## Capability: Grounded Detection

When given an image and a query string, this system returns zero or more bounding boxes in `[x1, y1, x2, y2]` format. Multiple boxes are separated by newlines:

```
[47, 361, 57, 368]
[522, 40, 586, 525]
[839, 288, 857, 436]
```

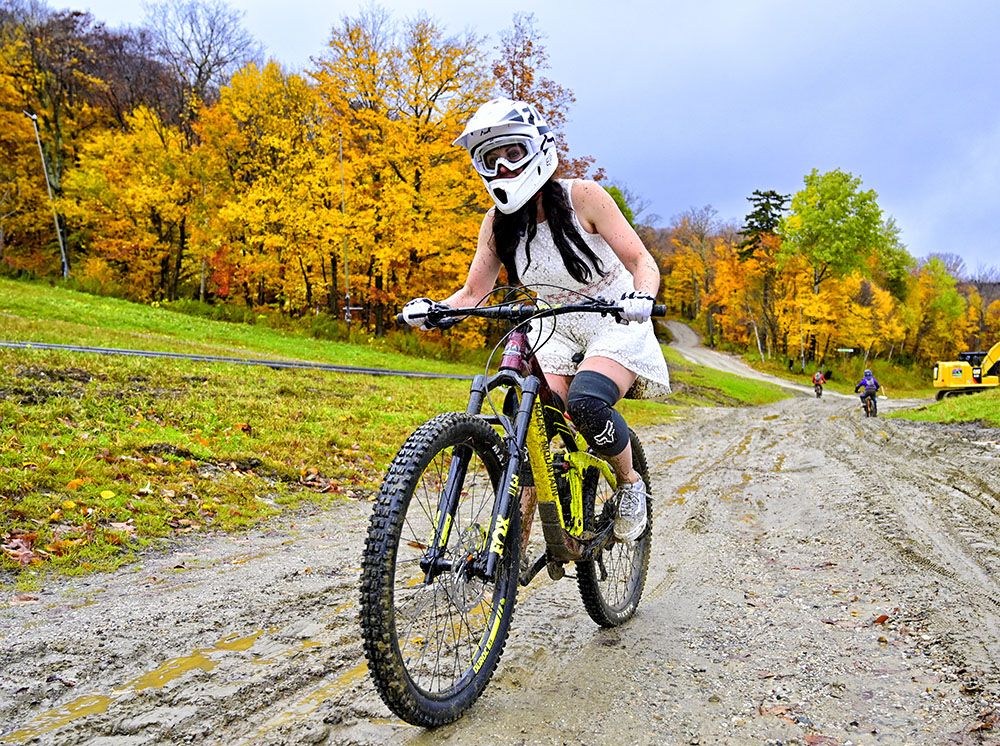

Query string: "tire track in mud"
[810, 401, 1000, 696]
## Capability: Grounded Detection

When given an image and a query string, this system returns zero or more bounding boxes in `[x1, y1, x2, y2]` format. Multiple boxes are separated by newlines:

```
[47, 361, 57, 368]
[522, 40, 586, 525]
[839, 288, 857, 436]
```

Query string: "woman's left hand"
[617, 291, 654, 324]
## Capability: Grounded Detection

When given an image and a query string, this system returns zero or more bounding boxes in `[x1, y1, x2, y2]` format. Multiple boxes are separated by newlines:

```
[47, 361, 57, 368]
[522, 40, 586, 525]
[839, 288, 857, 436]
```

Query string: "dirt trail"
[4, 394, 1000, 744]
[665, 320, 850, 398]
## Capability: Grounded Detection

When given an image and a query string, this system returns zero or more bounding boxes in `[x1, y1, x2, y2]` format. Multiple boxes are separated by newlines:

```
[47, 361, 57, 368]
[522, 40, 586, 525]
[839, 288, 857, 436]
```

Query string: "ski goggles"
[471, 135, 540, 177]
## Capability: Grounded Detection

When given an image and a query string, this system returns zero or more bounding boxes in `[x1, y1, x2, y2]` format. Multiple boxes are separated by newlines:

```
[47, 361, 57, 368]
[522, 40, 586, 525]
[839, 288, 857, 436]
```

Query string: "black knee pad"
[566, 371, 629, 457]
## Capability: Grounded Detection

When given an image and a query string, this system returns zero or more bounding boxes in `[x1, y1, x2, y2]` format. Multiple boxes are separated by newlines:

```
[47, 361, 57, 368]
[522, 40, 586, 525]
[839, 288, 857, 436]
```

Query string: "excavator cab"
[933, 342, 1000, 399]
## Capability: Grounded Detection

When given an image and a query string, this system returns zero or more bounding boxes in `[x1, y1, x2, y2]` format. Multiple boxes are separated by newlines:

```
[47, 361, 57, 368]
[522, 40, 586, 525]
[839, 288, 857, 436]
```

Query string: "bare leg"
[604, 440, 642, 487]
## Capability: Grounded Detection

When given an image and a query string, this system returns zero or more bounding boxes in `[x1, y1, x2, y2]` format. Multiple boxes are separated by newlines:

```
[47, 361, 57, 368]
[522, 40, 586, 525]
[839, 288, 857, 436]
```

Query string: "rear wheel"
[360, 413, 520, 726]
[576, 430, 652, 627]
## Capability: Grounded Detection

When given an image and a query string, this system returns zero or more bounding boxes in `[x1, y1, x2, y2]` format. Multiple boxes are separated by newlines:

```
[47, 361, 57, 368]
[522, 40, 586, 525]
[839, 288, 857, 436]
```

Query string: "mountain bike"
[861, 391, 877, 417]
[359, 295, 665, 727]
[814, 382, 823, 398]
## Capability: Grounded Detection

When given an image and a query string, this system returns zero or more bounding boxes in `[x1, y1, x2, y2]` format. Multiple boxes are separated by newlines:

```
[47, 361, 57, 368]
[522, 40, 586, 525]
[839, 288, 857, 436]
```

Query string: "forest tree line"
[1, 0, 997, 367]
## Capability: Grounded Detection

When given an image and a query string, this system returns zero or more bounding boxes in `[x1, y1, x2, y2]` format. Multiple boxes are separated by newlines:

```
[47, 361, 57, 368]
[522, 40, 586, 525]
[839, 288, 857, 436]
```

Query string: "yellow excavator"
[932, 341, 1000, 399]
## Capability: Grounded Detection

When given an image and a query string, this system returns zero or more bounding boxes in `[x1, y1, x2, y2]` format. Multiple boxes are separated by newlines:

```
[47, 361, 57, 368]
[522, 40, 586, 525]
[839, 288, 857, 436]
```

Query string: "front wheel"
[576, 429, 652, 627]
[360, 412, 520, 727]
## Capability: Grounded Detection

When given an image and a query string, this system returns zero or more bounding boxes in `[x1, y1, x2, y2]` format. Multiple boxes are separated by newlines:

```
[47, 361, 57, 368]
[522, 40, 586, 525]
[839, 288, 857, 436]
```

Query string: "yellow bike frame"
[523, 399, 616, 560]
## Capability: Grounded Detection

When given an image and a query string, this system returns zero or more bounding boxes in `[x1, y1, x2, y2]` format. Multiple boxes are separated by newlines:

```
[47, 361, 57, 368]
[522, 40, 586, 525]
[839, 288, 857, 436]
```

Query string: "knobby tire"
[360, 412, 520, 727]
[576, 429, 652, 627]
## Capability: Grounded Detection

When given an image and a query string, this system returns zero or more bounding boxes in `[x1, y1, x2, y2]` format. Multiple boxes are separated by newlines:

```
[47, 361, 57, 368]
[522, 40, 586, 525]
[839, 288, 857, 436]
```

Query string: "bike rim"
[592, 473, 645, 610]
[391, 441, 508, 697]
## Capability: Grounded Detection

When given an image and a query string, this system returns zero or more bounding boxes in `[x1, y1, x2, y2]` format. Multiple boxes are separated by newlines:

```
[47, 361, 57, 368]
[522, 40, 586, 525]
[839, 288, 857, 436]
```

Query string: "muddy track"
[3, 395, 1000, 745]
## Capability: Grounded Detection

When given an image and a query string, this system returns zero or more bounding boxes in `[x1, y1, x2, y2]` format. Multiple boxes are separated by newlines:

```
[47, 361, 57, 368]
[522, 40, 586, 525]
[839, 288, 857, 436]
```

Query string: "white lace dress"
[514, 180, 671, 400]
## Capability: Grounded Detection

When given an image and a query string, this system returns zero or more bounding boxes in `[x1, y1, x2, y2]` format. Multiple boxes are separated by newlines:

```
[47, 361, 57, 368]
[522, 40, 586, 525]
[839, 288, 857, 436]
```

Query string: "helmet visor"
[472, 135, 539, 177]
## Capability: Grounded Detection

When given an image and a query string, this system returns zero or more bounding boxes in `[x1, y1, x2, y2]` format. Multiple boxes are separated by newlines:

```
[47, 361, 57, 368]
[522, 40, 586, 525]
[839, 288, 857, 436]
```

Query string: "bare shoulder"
[569, 179, 616, 232]
[477, 207, 497, 238]
[569, 179, 612, 207]
[570, 178, 626, 228]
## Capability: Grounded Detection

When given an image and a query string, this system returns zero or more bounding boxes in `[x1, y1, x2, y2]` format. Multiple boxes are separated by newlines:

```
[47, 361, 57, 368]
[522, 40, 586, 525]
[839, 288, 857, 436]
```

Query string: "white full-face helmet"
[453, 98, 558, 214]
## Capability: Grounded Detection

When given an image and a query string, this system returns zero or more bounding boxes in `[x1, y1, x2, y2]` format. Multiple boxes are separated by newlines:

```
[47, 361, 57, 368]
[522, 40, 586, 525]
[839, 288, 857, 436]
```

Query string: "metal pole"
[339, 129, 352, 331]
[23, 111, 68, 279]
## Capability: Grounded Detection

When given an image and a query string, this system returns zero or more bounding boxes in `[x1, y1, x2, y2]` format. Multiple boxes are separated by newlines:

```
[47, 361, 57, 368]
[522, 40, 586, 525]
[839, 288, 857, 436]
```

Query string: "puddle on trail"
[129, 631, 262, 690]
[1, 695, 114, 744]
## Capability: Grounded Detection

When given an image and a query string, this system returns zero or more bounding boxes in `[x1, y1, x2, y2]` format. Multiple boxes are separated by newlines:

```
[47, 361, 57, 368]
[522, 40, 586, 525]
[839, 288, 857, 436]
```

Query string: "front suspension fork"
[479, 377, 539, 581]
[420, 376, 538, 584]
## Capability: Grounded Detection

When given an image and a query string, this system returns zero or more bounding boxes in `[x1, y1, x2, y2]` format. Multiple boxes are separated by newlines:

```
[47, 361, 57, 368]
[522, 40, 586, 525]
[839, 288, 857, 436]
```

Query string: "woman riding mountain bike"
[402, 97, 670, 542]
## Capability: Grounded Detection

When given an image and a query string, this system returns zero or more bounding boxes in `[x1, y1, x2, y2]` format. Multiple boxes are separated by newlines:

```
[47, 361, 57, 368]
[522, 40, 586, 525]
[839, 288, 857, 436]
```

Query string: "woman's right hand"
[401, 297, 455, 330]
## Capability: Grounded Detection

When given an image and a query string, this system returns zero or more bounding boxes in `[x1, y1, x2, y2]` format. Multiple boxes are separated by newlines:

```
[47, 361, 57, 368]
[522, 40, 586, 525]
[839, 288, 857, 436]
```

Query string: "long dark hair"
[492, 179, 606, 285]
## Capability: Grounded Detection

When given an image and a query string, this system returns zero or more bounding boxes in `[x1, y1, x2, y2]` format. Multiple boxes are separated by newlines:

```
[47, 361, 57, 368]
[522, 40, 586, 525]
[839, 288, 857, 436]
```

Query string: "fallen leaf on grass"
[2, 533, 42, 566]
[43, 537, 86, 556]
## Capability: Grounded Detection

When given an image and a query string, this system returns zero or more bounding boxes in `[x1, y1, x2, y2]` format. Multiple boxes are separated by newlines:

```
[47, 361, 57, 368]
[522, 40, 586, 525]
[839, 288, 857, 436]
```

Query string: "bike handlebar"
[396, 300, 669, 326]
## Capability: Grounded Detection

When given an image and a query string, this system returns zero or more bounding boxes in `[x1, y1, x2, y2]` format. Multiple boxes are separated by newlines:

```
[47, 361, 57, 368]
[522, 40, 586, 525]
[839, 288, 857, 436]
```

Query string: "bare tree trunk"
[325, 252, 338, 314]
[746, 306, 764, 361]
[374, 271, 384, 336]
[170, 215, 186, 301]
[798, 308, 806, 372]
[298, 256, 312, 307]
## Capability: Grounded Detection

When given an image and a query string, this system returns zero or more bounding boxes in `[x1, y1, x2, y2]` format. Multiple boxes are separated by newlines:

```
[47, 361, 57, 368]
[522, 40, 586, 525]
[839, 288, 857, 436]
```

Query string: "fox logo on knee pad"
[593, 420, 616, 448]
[567, 371, 629, 457]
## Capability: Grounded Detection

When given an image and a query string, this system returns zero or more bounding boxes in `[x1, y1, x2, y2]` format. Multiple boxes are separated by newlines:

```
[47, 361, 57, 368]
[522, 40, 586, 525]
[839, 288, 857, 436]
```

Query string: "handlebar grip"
[652, 304, 667, 317]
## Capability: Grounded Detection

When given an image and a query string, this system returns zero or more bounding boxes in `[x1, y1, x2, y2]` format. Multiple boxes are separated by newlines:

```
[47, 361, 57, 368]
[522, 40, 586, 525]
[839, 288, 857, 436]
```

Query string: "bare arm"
[572, 180, 660, 296]
[441, 209, 503, 308]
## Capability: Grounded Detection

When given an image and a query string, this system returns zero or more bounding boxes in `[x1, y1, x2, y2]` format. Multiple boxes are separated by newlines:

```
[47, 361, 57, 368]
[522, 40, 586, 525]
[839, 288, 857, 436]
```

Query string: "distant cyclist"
[854, 369, 880, 415]
[812, 369, 826, 398]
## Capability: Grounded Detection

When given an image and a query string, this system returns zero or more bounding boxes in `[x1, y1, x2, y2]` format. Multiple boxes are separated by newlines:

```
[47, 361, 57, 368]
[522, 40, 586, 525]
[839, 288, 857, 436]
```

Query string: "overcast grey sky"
[78, 0, 1000, 273]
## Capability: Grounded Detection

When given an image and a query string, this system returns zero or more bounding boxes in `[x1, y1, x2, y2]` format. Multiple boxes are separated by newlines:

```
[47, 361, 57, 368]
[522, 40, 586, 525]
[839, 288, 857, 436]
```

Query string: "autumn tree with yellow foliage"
[309, 8, 493, 334]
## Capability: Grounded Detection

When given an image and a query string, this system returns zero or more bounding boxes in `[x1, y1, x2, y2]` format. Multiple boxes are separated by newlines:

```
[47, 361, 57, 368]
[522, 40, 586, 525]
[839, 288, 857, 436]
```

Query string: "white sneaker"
[613, 480, 647, 542]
